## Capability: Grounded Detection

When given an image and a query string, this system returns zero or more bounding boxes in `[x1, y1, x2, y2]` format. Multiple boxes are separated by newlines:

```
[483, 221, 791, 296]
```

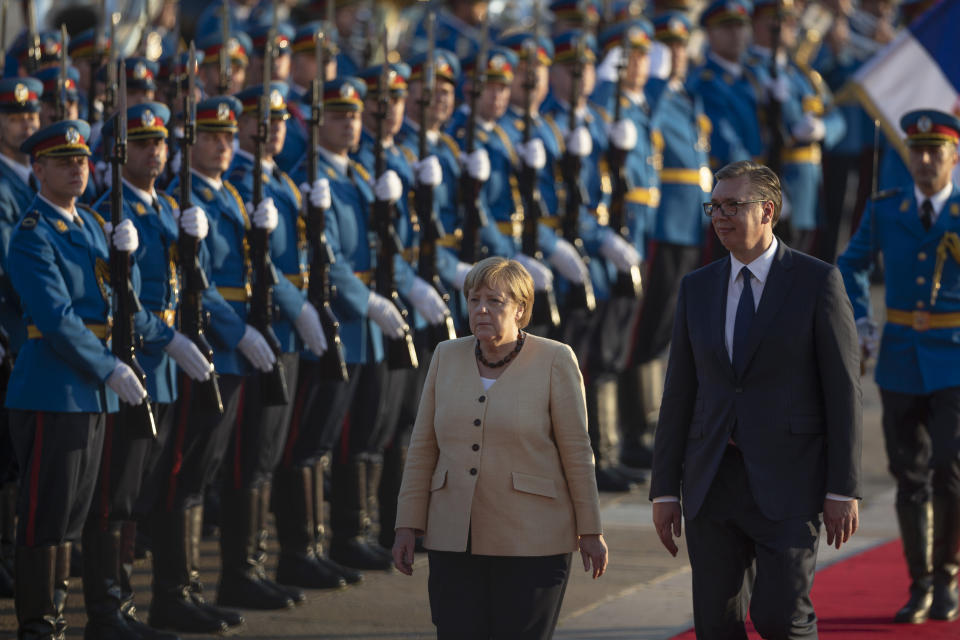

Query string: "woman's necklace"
[476, 331, 526, 368]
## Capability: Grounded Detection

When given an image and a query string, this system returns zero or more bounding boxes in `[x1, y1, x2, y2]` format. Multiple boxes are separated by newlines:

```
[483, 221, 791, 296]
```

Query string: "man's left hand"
[823, 498, 859, 549]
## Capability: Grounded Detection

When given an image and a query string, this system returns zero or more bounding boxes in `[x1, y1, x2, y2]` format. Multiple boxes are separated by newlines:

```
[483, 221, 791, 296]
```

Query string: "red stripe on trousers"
[282, 367, 311, 469]
[166, 377, 193, 511]
[232, 380, 246, 490]
[98, 414, 115, 528]
[338, 413, 351, 465]
[25, 412, 45, 547]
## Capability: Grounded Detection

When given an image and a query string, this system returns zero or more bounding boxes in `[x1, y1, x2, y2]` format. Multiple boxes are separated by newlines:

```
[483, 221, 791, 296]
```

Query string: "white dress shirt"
[915, 182, 953, 226]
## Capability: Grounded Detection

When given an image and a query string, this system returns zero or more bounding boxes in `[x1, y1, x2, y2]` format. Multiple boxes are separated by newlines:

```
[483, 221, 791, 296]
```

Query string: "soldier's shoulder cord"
[160, 192, 179, 210]
[19, 210, 40, 230]
[438, 132, 460, 157]
[350, 160, 371, 183]
[872, 187, 901, 202]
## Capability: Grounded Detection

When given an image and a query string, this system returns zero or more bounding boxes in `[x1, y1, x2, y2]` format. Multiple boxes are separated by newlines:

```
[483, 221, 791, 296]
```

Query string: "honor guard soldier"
[119, 58, 160, 106]
[0, 76, 42, 599]
[4, 29, 62, 78]
[32, 66, 81, 128]
[414, 0, 493, 59]
[92, 102, 215, 639]
[228, 81, 336, 591]
[288, 76, 411, 572]
[247, 22, 294, 86]
[622, 12, 713, 469]
[747, 0, 846, 256]
[838, 110, 960, 625]
[549, 0, 602, 35]
[197, 30, 252, 96]
[5, 119, 148, 638]
[66, 28, 110, 123]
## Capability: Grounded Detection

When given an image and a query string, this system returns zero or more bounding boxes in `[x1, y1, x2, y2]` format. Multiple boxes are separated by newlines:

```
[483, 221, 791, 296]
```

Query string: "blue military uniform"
[837, 109, 960, 623]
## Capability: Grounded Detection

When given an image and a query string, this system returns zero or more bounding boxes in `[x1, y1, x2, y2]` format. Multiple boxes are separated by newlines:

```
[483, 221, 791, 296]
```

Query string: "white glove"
[409, 276, 448, 325]
[96, 160, 112, 190]
[548, 238, 588, 284]
[513, 253, 554, 291]
[856, 317, 879, 361]
[174, 205, 209, 239]
[766, 74, 790, 103]
[518, 139, 547, 170]
[462, 148, 491, 181]
[414, 155, 443, 187]
[248, 198, 279, 231]
[237, 324, 277, 372]
[164, 331, 213, 381]
[453, 261, 473, 290]
[107, 361, 148, 405]
[567, 126, 593, 158]
[294, 302, 329, 357]
[367, 291, 408, 339]
[104, 219, 139, 252]
[300, 179, 332, 210]
[599, 228, 641, 272]
[374, 170, 403, 203]
[791, 113, 826, 143]
[608, 119, 638, 151]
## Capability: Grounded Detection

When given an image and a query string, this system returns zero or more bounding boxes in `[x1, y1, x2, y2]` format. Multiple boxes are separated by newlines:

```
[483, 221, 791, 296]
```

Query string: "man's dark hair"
[714, 160, 783, 226]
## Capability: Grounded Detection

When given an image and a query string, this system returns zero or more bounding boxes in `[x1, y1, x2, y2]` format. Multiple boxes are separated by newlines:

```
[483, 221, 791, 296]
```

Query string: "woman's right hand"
[393, 527, 417, 575]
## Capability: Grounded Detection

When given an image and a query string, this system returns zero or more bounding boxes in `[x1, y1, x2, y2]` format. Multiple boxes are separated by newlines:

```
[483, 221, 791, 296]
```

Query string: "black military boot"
[313, 457, 362, 585]
[931, 494, 960, 621]
[146, 509, 230, 635]
[0, 481, 16, 598]
[274, 465, 347, 590]
[182, 505, 244, 629]
[14, 545, 60, 639]
[378, 445, 407, 550]
[363, 457, 392, 562]
[216, 487, 294, 610]
[255, 480, 305, 604]
[52, 542, 70, 637]
[81, 520, 140, 639]
[114, 521, 179, 640]
[894, 500, 934, 623]
[329, 457, 393, 571]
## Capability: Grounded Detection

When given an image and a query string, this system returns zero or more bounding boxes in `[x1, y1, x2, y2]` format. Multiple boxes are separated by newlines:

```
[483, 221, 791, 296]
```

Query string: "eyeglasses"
[702, 199, 768, 218]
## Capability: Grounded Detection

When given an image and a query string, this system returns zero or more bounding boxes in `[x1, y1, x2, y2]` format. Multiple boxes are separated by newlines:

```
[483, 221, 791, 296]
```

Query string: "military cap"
[102, 101, 171, 141]
[20, 119, 91, 158]
[291, 22, 340, 56]
[549, 0, 601, 27]
[598, 18, 653, 54]
[408, 49, 461, 85]
[67, 28, 110, 60]
[901, 109, 960, 146]
[235, 82, 290, 119]
[497, 33, 554, 66]
[552, 30, 598, 65]
[357, 63, 411, 97]
[197, 30, 252, 68]
[700, 0, 753, 27]
[158, 49, 205, 81]
[751, 0, 797, 18]
[463, 46, 518, 84]
[610, 0, 646, 20]
[33, 66, 80, 103]
[0, 78, 42, 113]
[249, 22, 295, 58]
[195, 95, 243, 132]
[7, 30, 63, 70]
[323, 77, 365, 112]
[124, 58, 159, 92]
[653, 12, 693, 43]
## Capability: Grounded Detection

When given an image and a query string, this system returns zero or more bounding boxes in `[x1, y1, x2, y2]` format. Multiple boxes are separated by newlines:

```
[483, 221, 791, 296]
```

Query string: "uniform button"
[918, 252, 927, 261]
[917, 276, 926, 285]
[470, 468, 478, 475]
[478, 395, 486, 402]
[472, 444, 480, 451]
[917, 301, 925, 309]
[473, 419, 481, 426]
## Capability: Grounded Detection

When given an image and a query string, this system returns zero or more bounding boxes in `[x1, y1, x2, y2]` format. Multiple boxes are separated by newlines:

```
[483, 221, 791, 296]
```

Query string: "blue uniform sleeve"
[436, 246, 459, 284]
[198, 240, 247, 349]
[394, 254, 417, 296]
[836, 203, 878, 320]
[537, 223, 559, 258]
[822, 109, 847, 151]
[272, 265, 305, 322]
[131, 261, 175, 347]
[9, 226, 116, 381]
[325, 205, 370, 321]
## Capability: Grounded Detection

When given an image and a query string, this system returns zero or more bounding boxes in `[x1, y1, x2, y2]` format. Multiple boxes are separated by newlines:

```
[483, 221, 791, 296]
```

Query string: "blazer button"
[473, 419, 481, 426]
[472, 444, 480, 451]
[478, 395, 486, 402]
[470, 468, 478, 475]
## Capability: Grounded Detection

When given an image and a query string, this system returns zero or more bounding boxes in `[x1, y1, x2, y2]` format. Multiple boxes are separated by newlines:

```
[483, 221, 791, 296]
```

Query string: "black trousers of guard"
[133, 403, 179, 518]
[9, 410, 105, 547]
[632, 242, 702, 365]
[880, 386, 960, 503]
[339, 361, 393, 462]
[427, 550, 572, 640]
[685, 446, 820, 640]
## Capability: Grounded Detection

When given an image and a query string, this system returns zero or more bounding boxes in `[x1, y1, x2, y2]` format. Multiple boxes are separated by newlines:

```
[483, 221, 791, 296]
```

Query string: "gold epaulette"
[222, 180, 251, 229]
[280, 171, 303, 209]
[160, 192, 179, 211]
[350, 161, 371, 182]
[439, 132, 460, 158]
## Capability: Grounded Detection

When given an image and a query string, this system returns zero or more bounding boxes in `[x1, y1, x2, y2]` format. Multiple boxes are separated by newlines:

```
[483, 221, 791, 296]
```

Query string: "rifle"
[218, 0, 231, 95]
[372, 33, 418, 370]
[248, 15, 290, 405]
[414, 11, 457, 348]
[88, 0, 107, 125]
[559, 36, 596, 312]
[518, 35, 560, 329]
[109, 61, 158, 439]
[104, 12, 119, 117]
[305, 27, 348, 381]
[177, 41, 224, 414]
[57, 25, 69, 123]
[458, 10, 490, 264]
[0, 0, 8, 78]
[24, 0, 40, 74]
[766, 3, 785, 179]
[605, 32, 642, 299]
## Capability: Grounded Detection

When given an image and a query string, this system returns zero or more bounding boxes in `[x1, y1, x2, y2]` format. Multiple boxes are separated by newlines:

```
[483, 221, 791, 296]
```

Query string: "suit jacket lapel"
[738, 239, 795, 378]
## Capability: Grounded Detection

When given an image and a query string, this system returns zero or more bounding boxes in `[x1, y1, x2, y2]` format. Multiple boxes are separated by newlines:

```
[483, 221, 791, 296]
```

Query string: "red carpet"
[671, 540, 959, 639]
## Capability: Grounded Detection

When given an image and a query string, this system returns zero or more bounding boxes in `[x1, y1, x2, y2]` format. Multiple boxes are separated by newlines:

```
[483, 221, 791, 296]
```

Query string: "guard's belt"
[154, 309, 176, 327]
[217, 286, 252, 302]
[28, 323, 110, 340]
[886, 309, 960, 332]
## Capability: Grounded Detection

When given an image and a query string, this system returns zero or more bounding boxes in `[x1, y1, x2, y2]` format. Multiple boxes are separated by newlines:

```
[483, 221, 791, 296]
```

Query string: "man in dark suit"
[650, 160, 862, 639]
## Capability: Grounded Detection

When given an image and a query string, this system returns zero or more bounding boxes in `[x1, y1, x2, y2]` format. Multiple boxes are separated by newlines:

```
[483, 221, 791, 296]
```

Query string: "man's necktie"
[732, 266, 755, 375]
[921, 199, 934, 231]
[151, 197, 160, 213]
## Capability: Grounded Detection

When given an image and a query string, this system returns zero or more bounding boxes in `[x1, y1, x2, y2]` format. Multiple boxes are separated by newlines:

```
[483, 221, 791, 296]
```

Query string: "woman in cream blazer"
[393, 258, 606, 640]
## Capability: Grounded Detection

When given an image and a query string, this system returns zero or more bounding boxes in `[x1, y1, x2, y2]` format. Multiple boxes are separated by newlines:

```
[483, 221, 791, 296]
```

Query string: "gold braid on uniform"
[931, 232, 960, 306]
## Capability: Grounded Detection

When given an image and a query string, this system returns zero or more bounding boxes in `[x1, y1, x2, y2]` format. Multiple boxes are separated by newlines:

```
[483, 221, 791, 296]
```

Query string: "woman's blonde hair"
[463, 257, 535, 329]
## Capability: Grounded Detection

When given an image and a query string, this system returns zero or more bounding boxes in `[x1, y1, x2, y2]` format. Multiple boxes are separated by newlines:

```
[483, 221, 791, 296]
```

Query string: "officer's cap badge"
[217, 102, 230, 121]
[270, 90, 284, 109]
[669, 18, 685, 34]
[14, 83, 28, 105]
[65, 127, 80, 145]
[918, 116, 933, 133]
[489, 54, 506, 71]
[227, 38, 240, 56]
[134, 61, 148, 79]
[340, 83, 356, 99]
[387, 69, 398, 84]
[141, 109, 156, 127]
[43, 38, 58, 56]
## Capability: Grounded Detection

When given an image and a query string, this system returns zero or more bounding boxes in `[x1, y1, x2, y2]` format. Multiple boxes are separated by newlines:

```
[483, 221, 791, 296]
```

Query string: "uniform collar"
[234, 147, 275, 173]
[121, 177, 157, 206]
[403, 118, 439, 146]
[0, 152, 32, 185]
[914, 182, 953, 218]
[191, 168, 222, 191]
[37, 193, 78, 222]
[317, 145, 349, 174]
[708, 51, 742, 79]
